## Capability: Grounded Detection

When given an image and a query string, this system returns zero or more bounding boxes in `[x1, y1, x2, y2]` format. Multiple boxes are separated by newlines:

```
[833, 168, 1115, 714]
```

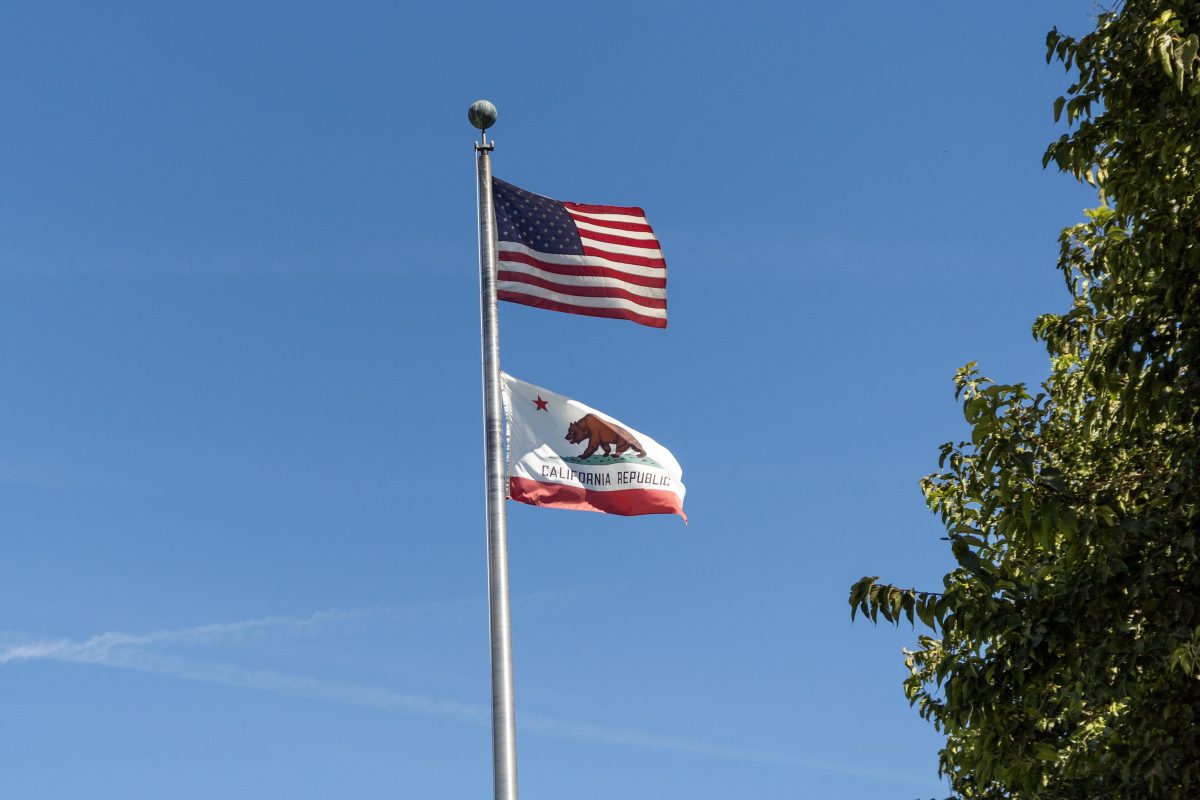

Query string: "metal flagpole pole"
[469, 99, 519, 800]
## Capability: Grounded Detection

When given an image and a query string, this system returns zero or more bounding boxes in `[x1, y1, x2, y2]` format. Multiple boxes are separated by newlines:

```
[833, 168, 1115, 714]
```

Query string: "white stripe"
[498, 242, 665, 279]
[577, 237, 664, 259]
[572, 218, 659, 241]
[497, 283, 668, 318]
[496, 262, 667, 299]
[566, 208, 649, 225]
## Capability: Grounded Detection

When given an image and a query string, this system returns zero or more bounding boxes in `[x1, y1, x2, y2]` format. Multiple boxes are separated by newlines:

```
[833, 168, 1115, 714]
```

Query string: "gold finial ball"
[468, 100, 498, 131]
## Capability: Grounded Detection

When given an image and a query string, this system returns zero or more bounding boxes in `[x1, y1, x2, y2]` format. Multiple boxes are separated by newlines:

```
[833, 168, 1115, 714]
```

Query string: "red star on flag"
[533, 395, 548, 411]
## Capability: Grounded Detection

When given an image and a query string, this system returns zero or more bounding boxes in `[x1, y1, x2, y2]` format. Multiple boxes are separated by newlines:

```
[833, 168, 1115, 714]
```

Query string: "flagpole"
[470, 99, 519, 800]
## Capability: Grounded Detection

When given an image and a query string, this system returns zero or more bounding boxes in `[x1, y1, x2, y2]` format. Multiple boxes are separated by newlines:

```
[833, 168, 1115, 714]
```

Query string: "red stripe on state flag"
[509, 476, 686, 521]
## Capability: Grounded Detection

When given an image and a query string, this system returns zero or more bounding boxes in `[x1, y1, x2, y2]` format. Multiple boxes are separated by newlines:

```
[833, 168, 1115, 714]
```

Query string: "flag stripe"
[497, 290, 667, 328]
[576, 228, 665, 251]
[567, 212, 657, 235]
[497, 244, 666, 282]
[561, 202, 647, 219]
[509, 476, 685, 520]
[497, 264, 666, 299]
[571, 218, 659, 240]
[568, 217, 656, 236]
[497, 283, 668, 315]
[581, 244, 666, 269]
[498, 272, 667, 309]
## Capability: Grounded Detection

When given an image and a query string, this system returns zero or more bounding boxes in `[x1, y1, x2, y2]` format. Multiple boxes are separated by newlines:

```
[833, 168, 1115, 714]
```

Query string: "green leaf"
[1159, 36, 1175, 77]
[1033, 743, 1059, 762]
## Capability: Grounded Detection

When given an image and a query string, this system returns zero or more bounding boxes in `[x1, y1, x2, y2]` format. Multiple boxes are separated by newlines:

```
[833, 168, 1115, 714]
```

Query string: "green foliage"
[851, 3, 1200, 797]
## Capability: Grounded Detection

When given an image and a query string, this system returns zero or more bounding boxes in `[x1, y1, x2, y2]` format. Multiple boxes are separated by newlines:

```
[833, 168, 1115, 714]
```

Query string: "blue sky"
[2, 2, 1099, 797]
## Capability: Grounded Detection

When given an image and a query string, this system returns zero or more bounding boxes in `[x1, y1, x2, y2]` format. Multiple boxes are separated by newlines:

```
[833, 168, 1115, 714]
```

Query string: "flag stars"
[492, 178, 586, 256]
[533, 395, 548, 411]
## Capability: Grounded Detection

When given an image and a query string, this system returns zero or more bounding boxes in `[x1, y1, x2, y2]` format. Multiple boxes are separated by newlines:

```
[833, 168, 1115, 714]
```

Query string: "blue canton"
[493, 178, 584, 255]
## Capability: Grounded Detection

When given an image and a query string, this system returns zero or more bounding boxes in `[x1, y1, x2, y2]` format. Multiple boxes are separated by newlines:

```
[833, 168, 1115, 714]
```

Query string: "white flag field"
[501, 373, 686, 522]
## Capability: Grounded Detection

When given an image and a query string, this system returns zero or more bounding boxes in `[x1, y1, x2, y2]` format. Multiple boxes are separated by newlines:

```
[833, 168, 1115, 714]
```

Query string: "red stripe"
[577, 227, 663, 251]
[582, 245, 666, 269]
[497, 249, 666, 286]
[566, 210, 655, 234]
[562, 201, 647, 217]
[497, 271, 667, 309]
[498, 290, 667, 328]
[509, 476, 685, 521]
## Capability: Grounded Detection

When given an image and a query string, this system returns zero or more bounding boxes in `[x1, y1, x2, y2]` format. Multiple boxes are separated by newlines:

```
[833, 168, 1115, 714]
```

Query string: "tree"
[850, 3, 1200, 797]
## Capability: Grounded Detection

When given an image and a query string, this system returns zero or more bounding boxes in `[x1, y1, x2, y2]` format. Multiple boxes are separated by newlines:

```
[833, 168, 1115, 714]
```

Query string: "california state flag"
[502, 373, 686, 522]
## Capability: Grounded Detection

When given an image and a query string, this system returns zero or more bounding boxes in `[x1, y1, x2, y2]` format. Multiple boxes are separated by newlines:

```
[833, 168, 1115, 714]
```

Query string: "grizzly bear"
[565, 413, 647, 460]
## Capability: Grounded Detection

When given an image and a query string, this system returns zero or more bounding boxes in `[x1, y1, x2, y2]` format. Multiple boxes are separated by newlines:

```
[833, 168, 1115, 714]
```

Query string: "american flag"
[493, 178, 667, 328]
